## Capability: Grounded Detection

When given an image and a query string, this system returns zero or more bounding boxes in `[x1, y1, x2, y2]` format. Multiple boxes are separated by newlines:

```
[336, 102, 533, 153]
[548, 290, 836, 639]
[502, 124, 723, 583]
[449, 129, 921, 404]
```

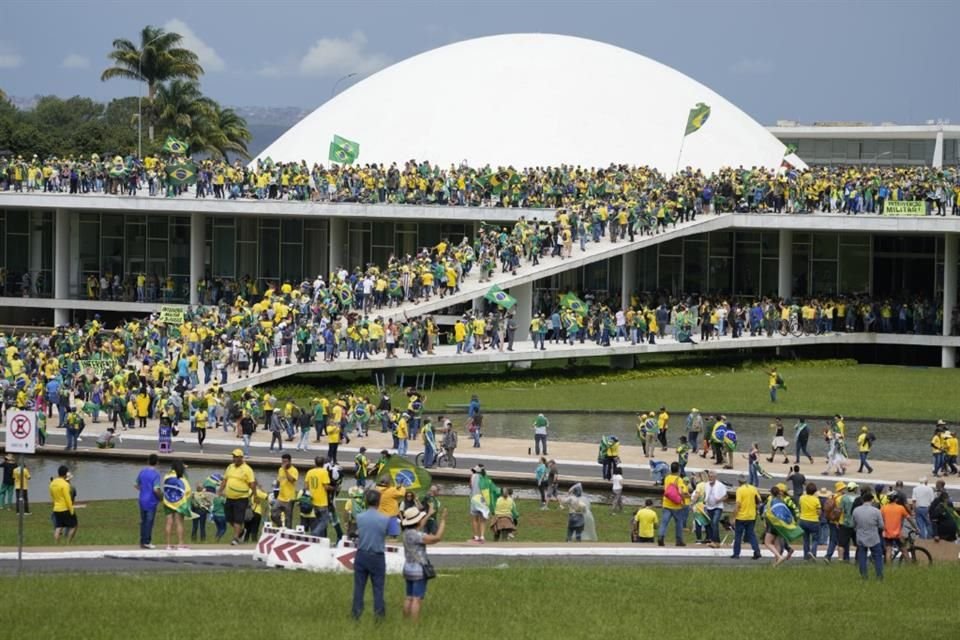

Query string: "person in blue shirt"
[134, 454, 163, 549]
[352, 489, 401, 620]
[467, 395, 482, 448]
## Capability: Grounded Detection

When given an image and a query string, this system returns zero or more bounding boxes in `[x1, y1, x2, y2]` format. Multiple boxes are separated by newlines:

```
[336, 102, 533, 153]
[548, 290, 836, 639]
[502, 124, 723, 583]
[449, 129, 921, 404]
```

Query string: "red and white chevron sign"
[257, 533, 276, 556]
[337, 550, 356, 570]
[273, 541, 311, 563]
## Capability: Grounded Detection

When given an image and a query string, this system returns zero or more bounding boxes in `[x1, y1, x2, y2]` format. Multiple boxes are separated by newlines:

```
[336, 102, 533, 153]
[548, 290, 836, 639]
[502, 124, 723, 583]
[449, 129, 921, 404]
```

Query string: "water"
[473, 412, 934, 464]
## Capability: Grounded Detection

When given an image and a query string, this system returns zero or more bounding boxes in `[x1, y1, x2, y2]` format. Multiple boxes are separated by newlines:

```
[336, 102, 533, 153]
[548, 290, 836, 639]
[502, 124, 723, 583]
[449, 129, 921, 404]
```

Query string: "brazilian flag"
[162, 135, 189, 155]
[484, 284, 516, 310]
[684, 102, 711, 136]
[765, 499, 802, 542]
[328, 134, 359, 164]
[560, 292, 587, 316]
[162, 473, 196, 519]
[108, 161, 129, 178]
[723, 427, 738, 452]
[783, 143, 798, 157]
[471, 473, 500, 519]
[166, 161, 198, 186]
[381, 455, 431, 490]
[337, 286, 354, 308]
[388, 278, 402, 298]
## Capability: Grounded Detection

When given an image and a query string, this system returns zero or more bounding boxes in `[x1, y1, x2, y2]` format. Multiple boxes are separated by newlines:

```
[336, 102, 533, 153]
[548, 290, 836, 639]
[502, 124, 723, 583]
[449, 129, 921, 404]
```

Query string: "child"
[610, 466, 624, 514]
[676, 436, 691, 477]
[211, 494, 227, 541]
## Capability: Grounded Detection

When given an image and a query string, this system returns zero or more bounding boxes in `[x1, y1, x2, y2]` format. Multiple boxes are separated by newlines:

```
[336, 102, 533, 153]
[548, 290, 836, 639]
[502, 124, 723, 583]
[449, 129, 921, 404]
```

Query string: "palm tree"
[208, 106, 252, 161]
[101, 25, 204, 140]
[153, 81, 251, 160]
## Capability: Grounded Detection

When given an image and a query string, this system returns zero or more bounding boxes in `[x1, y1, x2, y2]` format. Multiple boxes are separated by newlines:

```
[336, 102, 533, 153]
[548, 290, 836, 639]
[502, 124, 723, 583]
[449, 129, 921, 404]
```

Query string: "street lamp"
[137, 33, 165, 159]
[330, 72, 358, 100]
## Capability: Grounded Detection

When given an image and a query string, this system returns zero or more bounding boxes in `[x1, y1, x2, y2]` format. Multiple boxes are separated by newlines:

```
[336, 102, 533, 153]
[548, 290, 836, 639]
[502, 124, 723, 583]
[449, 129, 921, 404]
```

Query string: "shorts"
[53, 510, 78, 529]
[225, 498, 249, 525]
[405, 578, 428, 599]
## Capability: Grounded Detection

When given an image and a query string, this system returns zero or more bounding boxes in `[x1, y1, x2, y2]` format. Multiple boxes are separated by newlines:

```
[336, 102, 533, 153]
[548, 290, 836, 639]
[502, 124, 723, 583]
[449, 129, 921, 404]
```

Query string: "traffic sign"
[5, 411, 36, 454]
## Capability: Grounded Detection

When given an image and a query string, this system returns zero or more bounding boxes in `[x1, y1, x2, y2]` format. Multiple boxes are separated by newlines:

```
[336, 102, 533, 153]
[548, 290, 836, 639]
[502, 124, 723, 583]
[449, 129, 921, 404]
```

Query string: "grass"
[0, 565, 948, 638]
[0, 495, 646, 547]
[273, 361, 960, 421]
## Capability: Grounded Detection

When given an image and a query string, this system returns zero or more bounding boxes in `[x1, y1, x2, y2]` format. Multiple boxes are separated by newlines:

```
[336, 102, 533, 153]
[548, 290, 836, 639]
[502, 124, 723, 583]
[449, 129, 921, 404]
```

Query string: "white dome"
[257, 33, 792, 174]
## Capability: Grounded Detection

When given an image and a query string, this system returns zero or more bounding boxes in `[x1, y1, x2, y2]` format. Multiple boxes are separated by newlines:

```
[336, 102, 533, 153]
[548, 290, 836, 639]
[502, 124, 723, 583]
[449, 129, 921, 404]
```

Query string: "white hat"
[400, 506, 427, 527]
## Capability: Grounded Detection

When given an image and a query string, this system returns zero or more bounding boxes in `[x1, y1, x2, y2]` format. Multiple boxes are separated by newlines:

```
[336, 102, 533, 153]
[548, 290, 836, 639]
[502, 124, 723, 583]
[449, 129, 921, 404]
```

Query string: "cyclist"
[440, 418, 458, 462]
[880, 493, 917, 562]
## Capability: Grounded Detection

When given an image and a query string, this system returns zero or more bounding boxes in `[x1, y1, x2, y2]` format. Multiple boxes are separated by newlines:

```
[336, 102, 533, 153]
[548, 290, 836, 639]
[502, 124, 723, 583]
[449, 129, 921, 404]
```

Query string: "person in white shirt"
[610, 467, 624, 514]
[700, 470, 727, 547]
[911, 476, 935, 539]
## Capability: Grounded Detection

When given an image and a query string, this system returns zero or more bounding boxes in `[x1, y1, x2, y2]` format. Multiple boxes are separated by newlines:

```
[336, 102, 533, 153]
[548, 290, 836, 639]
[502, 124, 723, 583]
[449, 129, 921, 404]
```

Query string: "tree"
[100, 25, 203, 141]
[207, 106, 252, 161]
[153, 81, 251, 160]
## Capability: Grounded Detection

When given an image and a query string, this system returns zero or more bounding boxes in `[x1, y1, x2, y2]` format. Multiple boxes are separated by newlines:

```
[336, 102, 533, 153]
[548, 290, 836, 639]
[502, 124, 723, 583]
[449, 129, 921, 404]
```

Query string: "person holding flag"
[162, 460, 193, 550]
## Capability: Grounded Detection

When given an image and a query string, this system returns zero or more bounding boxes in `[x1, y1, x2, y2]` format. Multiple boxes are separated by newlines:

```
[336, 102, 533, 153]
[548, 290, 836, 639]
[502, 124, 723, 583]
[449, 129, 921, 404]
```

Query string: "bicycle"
[890, 530, 932, 566]
[778, 310, 803, 337]
[415, 447, 457, 469]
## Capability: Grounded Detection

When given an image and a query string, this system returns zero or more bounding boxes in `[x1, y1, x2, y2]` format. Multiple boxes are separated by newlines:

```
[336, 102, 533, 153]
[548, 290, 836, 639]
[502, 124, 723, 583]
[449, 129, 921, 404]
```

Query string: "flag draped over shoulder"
[161, 473, 196, 519]
[560, 292, 587, 315]
[484, 284, 517, 310]
[328, 134, 360, 164]
[684, 102, 711, 136]
[765, 500, 802, 541]
[471, 473, 500, 519]
[163, 135, 189, 155]
[382, 455, 431, 490]
[166, 161, 198, 186]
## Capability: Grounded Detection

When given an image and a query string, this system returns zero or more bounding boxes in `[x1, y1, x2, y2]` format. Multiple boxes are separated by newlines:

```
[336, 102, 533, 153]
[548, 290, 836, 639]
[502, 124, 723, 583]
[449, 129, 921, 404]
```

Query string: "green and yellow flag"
[484, 284, 517, 310]
[560, 292, 588, 316]
[165, 161, 197, 186]
[328, 134, 359, 164]
[684, 102, 711, 136]
[162, 135, 189, 155]
[381, 455, 432, 490]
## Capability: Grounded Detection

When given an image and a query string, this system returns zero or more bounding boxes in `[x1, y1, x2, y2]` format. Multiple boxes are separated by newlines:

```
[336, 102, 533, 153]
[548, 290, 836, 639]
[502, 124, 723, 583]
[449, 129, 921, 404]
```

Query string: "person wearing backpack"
[857, 426, 875, 474]
[821, 481, 845, 561]
[657, 462, 690, 547]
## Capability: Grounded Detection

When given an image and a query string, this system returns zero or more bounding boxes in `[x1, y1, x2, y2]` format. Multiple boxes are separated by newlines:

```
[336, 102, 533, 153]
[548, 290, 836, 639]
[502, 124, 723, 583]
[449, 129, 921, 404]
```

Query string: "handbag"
[664, 480, 683, 504]
[421, 561, 437, 580]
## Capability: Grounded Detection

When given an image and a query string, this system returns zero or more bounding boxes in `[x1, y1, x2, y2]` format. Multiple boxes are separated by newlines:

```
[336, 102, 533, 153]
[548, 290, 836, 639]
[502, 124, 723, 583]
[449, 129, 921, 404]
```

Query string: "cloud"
[61, 53, 90, 69]
[297, 31, 390, 77]
[728, 57, 775, 75]
[164, 18, 225, 72]
[0, 41, 21, 69]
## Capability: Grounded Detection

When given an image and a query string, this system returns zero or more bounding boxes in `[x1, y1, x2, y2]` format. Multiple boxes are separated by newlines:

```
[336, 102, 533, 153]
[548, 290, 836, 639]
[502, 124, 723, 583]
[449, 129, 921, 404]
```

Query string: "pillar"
[512, 281, 533, 342]
[189, 212, 205, 306]
[777, 229, 793, 300]
[943, 232, 957, 368]
[329, 218, 346, 276]
[933, 129, 944, 169]
[621, 252, 637, 309]
[54, 209, 70, 325]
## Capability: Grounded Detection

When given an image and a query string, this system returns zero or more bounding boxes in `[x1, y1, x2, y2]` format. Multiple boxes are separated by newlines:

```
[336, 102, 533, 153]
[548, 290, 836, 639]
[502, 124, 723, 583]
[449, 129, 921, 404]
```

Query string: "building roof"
[257, 33, 792, 174]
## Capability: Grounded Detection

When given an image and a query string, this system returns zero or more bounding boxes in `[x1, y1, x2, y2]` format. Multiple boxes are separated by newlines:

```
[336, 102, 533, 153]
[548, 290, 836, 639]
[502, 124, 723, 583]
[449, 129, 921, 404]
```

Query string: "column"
[943, 232, 957, 368]
[512, 281, 533, 342]
[329, 218, 346, 276]
[933, 129, 944, 169]
[189, 212, 205, 306]
[777, 229, 793, 300]
[621, 252, 637, 309]
[54, 209, 70, 326]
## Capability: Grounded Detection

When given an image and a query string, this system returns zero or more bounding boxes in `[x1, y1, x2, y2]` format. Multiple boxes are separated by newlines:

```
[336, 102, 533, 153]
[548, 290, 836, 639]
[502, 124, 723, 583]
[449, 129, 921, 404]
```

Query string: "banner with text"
[78, 359, 118, 376]
[160, 306, 185, 325]
[884, 200, 926, 216]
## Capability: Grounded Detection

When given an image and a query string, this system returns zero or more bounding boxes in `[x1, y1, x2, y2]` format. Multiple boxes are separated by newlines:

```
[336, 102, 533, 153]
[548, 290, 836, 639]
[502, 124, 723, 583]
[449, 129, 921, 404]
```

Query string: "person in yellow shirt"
[13, 461, 31, 515]
[632, 498, 659, 542]
[731, 474, 761, 559]
[658, 462, 689, 546]
[326, 419, 342, 464]
[244, 486, 269, 542]
[656, 407, 669, 451]
[856, 426, 874, 474]
[50, 465, 77, 542]
[272, 453, 299, 527]
[798, 483, 823, 560]
[219, 449, 256, 545]
[303, 457, 332, 537]
[376, 476, 405, 518]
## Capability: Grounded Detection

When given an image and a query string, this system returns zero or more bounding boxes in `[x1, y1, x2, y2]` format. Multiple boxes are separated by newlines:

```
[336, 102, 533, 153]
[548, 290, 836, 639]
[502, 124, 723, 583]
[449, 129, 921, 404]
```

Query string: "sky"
[0, 0, 957, 125]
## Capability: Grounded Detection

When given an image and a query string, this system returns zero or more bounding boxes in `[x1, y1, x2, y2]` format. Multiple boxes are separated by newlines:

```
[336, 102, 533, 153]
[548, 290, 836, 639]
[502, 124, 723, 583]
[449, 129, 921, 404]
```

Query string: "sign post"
[5, 410, 37, 576]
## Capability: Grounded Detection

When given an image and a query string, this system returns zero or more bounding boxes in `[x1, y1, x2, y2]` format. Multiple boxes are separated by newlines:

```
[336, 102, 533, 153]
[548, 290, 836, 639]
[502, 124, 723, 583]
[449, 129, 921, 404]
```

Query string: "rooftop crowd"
[2, 153, 959, 214]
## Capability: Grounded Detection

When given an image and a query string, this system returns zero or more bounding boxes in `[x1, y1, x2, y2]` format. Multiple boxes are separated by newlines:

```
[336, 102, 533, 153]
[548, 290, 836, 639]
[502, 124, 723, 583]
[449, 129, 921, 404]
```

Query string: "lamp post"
[137, 34, 165, 159]
[330, 72, 358, 100]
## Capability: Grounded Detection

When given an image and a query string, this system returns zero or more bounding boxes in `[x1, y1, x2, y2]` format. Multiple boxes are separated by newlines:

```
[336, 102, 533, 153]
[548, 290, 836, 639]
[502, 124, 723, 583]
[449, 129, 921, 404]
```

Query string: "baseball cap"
[231, 448, 244, 457]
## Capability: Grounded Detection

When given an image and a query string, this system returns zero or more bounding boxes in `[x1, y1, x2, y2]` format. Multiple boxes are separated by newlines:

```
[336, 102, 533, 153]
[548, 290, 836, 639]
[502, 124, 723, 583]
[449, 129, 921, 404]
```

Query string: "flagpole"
[674, 134, 686, 175]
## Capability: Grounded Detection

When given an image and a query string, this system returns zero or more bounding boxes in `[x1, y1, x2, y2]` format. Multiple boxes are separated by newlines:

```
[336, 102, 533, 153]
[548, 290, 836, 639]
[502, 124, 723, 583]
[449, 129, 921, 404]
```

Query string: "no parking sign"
[5, 411, 37, 454]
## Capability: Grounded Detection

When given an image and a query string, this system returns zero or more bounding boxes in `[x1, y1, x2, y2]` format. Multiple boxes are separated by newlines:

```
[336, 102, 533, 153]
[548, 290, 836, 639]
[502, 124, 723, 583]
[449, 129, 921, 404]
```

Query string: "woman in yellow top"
[658, 462, 690, 546]
[135, 391, 150, 429]
[798, 483, 822, 560]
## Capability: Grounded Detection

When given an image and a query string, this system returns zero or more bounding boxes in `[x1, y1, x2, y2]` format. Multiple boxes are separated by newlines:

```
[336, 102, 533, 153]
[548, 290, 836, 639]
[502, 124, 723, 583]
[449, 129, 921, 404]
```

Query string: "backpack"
[823, 496, 842, 522]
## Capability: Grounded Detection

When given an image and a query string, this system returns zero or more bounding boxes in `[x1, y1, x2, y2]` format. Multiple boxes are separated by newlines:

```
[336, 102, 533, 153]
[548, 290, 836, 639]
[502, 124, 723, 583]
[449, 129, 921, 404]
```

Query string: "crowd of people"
[3, 153, 960, 215]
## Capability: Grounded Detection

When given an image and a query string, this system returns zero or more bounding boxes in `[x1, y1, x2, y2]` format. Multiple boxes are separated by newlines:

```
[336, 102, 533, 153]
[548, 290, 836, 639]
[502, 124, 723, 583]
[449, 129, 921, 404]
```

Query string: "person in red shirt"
[880, 493, 917, 561]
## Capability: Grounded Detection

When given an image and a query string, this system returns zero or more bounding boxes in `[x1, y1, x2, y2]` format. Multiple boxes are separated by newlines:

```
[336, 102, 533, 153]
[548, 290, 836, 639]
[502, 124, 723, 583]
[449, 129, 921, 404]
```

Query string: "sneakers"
[140, 543, 156, 549]
[230, 538, 240, 546]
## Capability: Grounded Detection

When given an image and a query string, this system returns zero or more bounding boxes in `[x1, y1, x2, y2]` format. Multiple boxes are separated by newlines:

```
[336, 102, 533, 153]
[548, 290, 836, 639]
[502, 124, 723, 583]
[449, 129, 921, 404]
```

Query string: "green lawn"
[0, 496, 644, 547]
[0, 565, 945, 638]
[272, 361, 960, 421]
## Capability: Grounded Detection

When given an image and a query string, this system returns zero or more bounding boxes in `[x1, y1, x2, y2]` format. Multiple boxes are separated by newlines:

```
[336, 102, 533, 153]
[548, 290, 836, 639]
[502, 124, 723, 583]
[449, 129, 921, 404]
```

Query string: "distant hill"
[247, 123, 292, 158]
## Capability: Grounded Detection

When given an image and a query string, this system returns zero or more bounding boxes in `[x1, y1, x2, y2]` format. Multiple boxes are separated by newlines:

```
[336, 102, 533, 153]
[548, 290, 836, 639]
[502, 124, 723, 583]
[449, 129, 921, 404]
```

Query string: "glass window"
[303, 226, 328, 279]
[237, 217, 258, 242]
[281, 219, 303, 242]
[839, 245, 870, 294]
[735, 243, 761, 296]
[212, 226, 235, 278]
[761, 258, 779, 297]
[236, 243, 257, 281]
[792, 245, 809, 297]
[660, 238, 683, 256]
[684, 241, 708, 293]
[280, 244, 302, 283]
[811, 261, 837, 295]
[259, 228, 280, 281]
[372, 222, 394, 247]
[658, 255, 683, 295]
[125, 222, 146, 262]
[813, 234, 838, 260]
[709, 257, 733, 294]
[709, 231, 732, 256]
[101, 237, 123, 276]
[148, 216, 167, 239]
[169, 224, 190, 275]
[6, 233, 28, 274]
[148, 240, 168, 277]
[79, 222, 100, 274]
[101, 214, 123, 237]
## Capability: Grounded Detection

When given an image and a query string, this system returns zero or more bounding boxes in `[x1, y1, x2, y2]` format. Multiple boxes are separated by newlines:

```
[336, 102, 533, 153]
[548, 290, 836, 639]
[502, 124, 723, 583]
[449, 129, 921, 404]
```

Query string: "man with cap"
[218, 449, 257, 545]
[730, 473, 762, 559]
[533, 413, 549, 455]
[856, 425, 874, 474]
[931, 421, 947, 477]
[837, 481, 858, 562]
